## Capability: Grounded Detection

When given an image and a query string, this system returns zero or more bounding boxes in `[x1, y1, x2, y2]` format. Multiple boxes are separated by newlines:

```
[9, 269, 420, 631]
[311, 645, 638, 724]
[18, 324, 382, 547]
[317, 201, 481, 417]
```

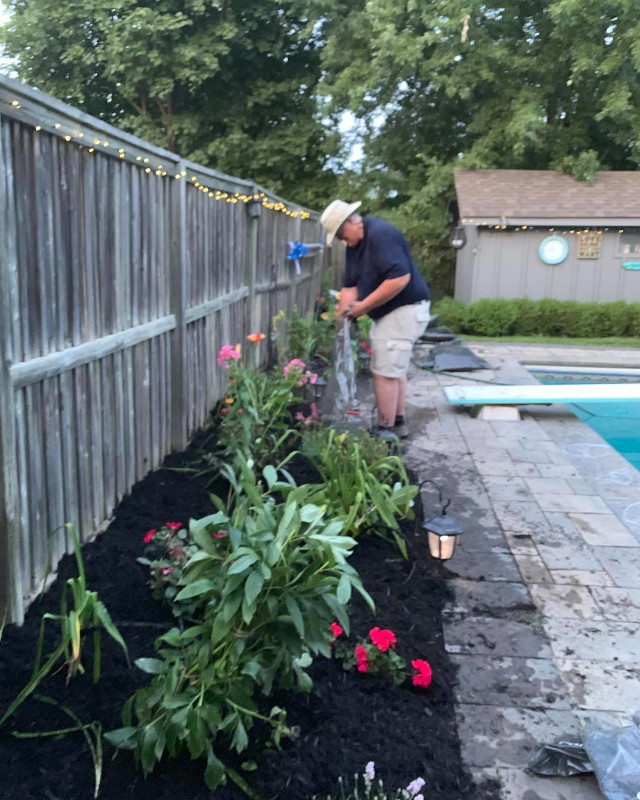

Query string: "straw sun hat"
[320, 199, 362, 245]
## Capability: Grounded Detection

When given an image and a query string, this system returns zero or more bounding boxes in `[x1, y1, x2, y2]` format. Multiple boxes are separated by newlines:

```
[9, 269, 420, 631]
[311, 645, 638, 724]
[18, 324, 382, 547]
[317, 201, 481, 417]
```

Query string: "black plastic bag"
[526, 736, 593, 777]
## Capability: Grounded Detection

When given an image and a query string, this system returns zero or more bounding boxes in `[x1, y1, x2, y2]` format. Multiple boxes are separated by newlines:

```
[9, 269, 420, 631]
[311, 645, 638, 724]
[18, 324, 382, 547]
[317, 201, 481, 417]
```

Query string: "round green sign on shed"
[539, 235, 569, 265]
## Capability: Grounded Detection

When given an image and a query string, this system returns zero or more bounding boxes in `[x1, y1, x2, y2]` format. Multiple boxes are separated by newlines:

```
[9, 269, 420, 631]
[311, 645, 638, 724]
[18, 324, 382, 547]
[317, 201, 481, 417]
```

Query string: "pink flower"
[143, 529, 156, 544]
[330, 622, 343, 638]
[160, 567, 173, 575]
[217, 345, 240, 367]
[212, 532, 228, 539]
[171, 548, 184, 559]
[295, 402, 319, 427]
[304, 370, 318, 384]
[283, 358, 306, 378]
[165, 522, 182, 530]
[411, 659, 432, 689]
[355, 645, 369, 673]
[369, 627, 396, 652]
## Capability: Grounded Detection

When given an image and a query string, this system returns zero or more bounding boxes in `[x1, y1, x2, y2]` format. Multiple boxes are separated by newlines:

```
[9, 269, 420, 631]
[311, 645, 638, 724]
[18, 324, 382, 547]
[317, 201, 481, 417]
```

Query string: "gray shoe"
[393, 421, 409, 439]
[372, 427, 400, 443]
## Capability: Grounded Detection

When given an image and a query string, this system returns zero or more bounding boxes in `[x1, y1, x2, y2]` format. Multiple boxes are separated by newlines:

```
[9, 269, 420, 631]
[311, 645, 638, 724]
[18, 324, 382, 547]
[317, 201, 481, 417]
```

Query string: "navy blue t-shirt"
[343, 217, 430, 320]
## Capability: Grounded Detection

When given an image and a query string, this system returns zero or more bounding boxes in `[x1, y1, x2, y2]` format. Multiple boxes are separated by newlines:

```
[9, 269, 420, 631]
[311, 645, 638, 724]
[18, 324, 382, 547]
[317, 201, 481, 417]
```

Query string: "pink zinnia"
[217, 345, 240, 367]
[143, 529, 156, 544]
[369, 627, 396, 652]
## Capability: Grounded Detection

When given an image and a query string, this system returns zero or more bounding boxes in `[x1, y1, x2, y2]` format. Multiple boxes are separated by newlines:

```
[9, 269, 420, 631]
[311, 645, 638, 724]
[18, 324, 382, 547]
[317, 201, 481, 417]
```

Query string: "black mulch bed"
[0, 431, 500, 800]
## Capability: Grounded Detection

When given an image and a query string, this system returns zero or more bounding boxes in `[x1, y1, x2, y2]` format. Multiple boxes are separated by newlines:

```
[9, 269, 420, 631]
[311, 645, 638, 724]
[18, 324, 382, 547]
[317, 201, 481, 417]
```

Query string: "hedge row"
[434, 297, 640, 338]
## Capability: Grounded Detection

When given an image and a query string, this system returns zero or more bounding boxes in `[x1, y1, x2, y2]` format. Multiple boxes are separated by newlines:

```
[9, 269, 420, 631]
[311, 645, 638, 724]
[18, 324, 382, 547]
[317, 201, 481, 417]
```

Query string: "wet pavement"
[363, 342, 640, 800]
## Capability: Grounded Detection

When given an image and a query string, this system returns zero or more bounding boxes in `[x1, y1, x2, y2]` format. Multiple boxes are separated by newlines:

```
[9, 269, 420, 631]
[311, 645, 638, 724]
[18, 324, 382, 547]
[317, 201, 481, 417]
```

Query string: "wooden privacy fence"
[0, 74, 344, 623]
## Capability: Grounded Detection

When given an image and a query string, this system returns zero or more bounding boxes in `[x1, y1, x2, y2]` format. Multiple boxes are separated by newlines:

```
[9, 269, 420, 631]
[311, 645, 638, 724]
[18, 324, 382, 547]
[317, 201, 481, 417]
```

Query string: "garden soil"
[0, 431, 500, 800]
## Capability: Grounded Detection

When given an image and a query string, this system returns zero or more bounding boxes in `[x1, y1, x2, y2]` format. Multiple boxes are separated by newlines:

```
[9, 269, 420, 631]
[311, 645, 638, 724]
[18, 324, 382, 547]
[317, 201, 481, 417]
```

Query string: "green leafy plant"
[300, 428, 418, 555]
[0, 524, 128, 726]
[108, 459, 373, 790]
[214, 342, 318, 468]
[12, 695, 103, 799]
[137, 521, 201, 617]
[276, 304, 336, 366]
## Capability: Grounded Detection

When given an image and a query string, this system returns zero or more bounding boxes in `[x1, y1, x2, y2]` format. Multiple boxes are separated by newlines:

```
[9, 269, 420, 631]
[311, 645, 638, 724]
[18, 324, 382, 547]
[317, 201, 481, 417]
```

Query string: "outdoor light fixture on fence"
[310, 376, 328, 404]
[246, 198, 262, 218]
[449, 224, 466, 250]
[358, 349, 372, 372]
[417, 479, 463, 561]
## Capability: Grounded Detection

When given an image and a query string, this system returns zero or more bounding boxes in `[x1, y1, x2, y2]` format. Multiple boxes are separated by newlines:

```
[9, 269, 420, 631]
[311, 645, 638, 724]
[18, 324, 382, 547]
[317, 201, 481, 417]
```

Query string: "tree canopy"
[2, 1, 640, 293]
[320, 0, 640, 294]
[1, 0, 338, 207]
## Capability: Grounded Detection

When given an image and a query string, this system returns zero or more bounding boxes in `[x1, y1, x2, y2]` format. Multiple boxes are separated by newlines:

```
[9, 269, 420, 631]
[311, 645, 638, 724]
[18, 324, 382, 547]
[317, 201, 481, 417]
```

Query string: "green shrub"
[626, 303, 640, 337]
[461, 298, 518, 336]
[432, 297, 465, 331]
[512, 298, 543, 336]
[442, 297, 640, 338]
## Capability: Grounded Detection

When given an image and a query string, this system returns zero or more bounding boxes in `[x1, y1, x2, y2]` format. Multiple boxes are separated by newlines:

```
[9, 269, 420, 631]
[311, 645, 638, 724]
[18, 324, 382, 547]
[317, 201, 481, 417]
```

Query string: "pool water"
[530, 369, 640, 471]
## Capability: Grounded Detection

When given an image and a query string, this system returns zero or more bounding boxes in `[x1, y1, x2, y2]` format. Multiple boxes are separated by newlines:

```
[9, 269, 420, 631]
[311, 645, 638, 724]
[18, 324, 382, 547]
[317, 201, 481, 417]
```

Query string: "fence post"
[0, 122, 24, 623]
[245, 185, 260, 350]
[170, 165, 188, 451]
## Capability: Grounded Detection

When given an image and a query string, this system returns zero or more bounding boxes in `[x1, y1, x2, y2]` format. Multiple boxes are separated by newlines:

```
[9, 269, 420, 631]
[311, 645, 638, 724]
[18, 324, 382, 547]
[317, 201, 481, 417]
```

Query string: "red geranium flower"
[355, 645, 369, 673]
[369, 627, 396, 652]
[212, 532, 228, 539]
[143, 529, 156, 544]
[330, 622, 343, 638]
[165, 522, 182, 530]
[411, 659, 432, 688]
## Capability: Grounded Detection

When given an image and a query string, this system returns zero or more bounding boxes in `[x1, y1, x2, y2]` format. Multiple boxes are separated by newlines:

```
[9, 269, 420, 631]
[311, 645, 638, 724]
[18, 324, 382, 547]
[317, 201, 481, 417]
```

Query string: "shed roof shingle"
[454, 169, 640, 222]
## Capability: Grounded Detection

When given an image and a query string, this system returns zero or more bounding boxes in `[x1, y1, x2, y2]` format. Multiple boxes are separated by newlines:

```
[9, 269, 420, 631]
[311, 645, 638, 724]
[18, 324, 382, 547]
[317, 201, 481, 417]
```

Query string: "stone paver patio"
[401, 342, 640, 800]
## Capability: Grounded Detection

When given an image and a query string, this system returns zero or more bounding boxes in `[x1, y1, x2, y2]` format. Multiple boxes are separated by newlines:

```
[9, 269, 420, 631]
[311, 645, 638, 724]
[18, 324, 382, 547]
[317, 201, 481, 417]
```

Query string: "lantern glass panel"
[428, 530, 457, 560]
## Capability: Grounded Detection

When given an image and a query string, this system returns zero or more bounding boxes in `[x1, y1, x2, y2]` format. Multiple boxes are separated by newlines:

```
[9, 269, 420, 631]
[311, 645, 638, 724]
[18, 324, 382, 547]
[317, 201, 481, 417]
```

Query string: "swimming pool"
[527, 366, 640, 471]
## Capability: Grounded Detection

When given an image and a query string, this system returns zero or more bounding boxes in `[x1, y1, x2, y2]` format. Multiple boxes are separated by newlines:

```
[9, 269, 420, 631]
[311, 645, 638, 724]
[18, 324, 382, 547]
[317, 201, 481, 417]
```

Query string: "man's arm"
[346, 275, 410, 319]
[337, 286, 358, 316]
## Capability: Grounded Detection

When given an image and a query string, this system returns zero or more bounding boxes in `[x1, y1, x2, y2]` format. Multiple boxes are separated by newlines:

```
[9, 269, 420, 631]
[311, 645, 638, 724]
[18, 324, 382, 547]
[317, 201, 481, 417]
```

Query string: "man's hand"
[346, 301, 368, 319]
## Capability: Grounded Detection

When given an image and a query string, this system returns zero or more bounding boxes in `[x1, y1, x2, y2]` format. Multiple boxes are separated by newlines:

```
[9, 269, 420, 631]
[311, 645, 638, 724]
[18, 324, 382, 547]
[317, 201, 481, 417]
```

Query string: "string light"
[469, 223, 631, 236]
[1, 99, 312, 220]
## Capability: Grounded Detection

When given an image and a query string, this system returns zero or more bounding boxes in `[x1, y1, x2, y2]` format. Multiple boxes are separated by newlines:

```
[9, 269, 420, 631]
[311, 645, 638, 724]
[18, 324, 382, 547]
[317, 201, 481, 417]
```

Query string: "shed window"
[618, 233, 640, 257]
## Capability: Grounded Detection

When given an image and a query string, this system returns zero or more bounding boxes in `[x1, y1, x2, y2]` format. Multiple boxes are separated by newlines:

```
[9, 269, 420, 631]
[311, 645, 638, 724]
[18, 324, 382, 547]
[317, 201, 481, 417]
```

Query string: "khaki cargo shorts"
[370, 301, 431, 378]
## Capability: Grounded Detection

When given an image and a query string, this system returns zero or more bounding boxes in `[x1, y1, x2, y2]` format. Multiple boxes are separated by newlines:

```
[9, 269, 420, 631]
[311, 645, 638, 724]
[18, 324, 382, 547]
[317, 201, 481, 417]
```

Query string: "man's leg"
[373, 373, 399, 428]
[397, 375, 407, 418]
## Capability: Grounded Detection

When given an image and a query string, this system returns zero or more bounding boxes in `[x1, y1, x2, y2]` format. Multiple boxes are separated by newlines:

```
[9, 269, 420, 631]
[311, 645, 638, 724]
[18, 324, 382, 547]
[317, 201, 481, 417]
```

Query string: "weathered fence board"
[0, 74, 342, 623]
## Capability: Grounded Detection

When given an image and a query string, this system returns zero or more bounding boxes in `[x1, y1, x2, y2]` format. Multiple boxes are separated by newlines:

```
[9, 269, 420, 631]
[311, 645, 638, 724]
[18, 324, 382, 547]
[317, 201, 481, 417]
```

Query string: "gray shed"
[452, 169, 640, 304]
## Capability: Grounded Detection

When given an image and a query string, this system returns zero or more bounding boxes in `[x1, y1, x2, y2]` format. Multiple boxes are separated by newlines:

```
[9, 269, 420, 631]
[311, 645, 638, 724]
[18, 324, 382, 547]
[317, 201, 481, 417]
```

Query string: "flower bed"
[0, 439, 498, 800]
[0, 336, 500, 800]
